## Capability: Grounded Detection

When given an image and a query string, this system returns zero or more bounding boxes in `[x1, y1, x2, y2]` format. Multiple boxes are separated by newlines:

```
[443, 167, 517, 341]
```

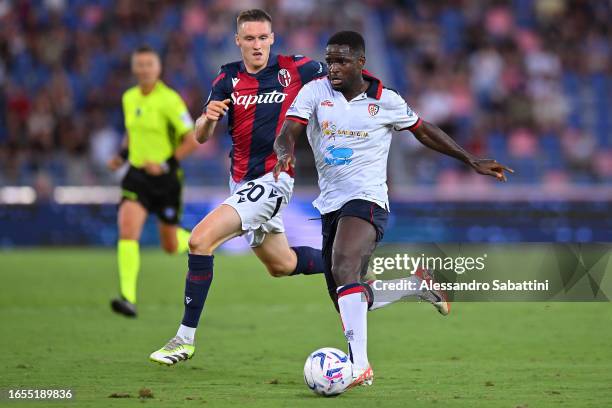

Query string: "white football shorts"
[223, 172, 294, 247]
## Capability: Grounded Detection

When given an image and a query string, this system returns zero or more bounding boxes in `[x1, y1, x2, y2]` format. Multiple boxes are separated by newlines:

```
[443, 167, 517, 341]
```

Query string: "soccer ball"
[303, 347, 353, 396]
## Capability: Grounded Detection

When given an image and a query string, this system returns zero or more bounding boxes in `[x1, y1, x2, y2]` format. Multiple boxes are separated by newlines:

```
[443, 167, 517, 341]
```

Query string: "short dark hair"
[327, 31, 365, 56]
[236, 9, 272, 30]
[132, 45, 158, 56]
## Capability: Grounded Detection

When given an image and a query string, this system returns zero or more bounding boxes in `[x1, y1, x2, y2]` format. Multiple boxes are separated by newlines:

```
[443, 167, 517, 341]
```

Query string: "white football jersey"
[286, 72, 421, 214]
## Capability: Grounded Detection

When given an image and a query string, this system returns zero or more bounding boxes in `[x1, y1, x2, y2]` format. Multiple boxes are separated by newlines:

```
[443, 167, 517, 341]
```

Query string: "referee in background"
[108, 46, 198, 317]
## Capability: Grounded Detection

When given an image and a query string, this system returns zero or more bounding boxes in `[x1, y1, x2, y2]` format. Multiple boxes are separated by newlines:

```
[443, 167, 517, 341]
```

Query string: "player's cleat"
[149, 336, 195, 366]
[416, 268, 450, 316]
[346, 365, 374, 389]
[110, 297, 137, 317]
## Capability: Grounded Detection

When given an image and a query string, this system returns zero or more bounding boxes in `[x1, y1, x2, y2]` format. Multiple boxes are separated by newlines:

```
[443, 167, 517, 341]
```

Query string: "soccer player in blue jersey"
[149, 9, 329, 365]
[274, 31, 513, 388]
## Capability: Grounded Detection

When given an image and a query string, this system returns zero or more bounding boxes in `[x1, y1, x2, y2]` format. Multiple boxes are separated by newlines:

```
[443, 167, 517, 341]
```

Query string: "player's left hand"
[470, 159, 514, 182]
[273, 155, 295, 182]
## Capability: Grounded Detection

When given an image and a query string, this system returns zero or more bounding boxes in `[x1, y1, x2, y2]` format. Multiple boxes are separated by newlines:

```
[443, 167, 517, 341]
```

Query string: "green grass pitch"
[1, 249, 611, 407]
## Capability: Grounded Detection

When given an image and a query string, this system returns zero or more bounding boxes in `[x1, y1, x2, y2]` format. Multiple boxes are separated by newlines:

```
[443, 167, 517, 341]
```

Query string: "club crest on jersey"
[278, 69, 291, 87]
[368, 103, 380, 116]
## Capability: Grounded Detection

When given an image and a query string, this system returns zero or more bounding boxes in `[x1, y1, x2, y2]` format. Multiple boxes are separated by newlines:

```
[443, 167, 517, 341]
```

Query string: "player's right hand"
[205, 99, 231, 121]
[107, 156, 124, 171]
[273, 155, 295, 182]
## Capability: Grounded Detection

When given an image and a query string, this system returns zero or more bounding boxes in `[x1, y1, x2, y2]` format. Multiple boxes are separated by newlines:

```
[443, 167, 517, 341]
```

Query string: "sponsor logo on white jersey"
[322, 120, 368, 139]
[322, 120, 337, 137]
[231, 90, 288, 110]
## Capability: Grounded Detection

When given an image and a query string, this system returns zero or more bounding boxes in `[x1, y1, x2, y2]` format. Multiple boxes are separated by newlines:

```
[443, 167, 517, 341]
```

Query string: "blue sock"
[290, 246, 324, 276]
[181, 254, 214, 328]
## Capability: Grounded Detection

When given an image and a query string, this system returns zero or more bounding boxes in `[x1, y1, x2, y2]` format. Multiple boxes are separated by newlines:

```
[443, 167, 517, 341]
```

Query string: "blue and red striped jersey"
[205, 54, 326, 182]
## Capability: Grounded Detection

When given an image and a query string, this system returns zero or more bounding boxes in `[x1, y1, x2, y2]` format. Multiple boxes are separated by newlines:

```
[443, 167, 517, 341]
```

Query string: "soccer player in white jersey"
[149, 10, 443, 368]
[273, 31, 513, 388]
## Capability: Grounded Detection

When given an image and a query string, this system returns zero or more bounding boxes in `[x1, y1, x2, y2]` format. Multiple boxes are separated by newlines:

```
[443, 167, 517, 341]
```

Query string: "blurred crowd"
[0, 0, 610, 191]
[380, 0, 611, 187]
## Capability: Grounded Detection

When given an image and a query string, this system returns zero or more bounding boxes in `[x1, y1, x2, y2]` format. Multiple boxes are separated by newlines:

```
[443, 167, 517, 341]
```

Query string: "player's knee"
[265, 262, 292, 278]
[188, 235, 204, 253]
[161, 240, 178, 254]
[188, 231, 213, 254]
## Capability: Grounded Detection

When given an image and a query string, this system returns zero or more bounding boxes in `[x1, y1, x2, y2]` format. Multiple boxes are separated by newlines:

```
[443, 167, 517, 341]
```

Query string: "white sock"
[368, 275, 422, 311]
[337, 285, 369, 370]
[177, 324, 196, 344]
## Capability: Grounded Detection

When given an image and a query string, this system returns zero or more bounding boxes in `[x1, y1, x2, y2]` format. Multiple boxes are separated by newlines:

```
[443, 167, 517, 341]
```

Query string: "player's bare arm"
[411, 121, 514, 182]
[174, 131, 198, 160]
[195, 99, 231, 143]
[272, 119, 306, 181]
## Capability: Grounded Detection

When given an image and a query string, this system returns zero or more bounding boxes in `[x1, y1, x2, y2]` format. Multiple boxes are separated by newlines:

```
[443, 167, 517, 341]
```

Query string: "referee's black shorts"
[120, 165, 183, 225]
